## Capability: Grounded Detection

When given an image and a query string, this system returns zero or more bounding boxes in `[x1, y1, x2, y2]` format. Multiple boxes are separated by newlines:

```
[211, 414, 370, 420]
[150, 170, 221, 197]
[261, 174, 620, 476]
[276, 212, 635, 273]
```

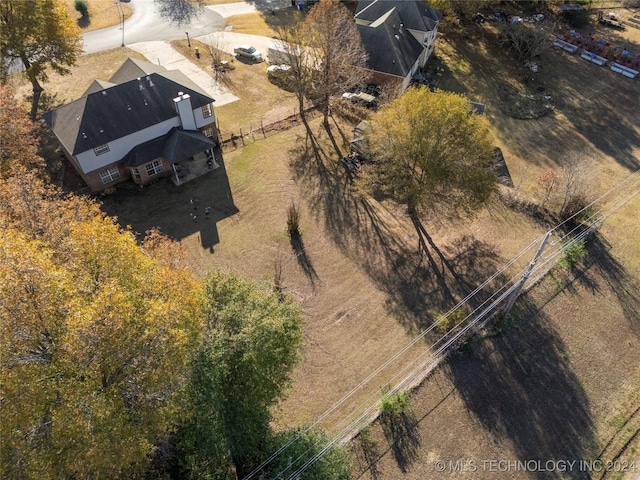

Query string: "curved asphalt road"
[82, 0, 292, 54]
[82, 0, 226, 54]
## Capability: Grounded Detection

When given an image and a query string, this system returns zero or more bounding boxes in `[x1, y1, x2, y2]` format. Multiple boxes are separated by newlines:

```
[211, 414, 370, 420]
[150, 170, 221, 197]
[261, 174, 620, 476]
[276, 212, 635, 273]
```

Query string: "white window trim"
[94, 144, 110, 155]
[202, 103, 213, 118]
[100, 167, 120, 184]
[145, 160, 164, 177]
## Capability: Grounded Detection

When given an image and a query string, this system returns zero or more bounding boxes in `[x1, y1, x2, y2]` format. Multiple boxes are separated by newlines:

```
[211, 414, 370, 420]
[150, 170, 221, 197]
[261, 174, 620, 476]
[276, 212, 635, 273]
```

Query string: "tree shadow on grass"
[380, 410, 421, 473]
[441, 27, 640, 171]
[539, 230, 640, 335]
[289, 231, 319, 287]
[288, 134, 507, 333]
[99, 153, 238, 253]
[445, 296, 595, 475]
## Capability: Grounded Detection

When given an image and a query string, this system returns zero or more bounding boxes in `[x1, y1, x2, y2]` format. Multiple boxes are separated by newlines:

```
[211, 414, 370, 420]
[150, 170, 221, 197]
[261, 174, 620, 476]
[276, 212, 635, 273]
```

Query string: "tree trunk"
[21, 55, 43, 121]
[298, 97, 314, 142]
[29, 82, 43, 121]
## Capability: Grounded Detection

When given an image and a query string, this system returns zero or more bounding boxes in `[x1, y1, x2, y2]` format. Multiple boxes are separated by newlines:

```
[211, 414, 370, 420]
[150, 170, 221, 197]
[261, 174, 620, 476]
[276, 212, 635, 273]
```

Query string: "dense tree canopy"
[0, 88, 347, 478]
[0, 85, 45, 178]
[0, 172, 202, 479]
[362, 88, 497, 217]
[262, 429, 353, 480]
[0, 0, 82, 119]
[178, 271, 304, 479]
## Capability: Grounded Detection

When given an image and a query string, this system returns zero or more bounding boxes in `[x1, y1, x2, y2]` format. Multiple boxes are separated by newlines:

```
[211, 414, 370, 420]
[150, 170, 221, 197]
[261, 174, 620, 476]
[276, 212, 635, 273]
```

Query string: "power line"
[246, 169, 640, 479]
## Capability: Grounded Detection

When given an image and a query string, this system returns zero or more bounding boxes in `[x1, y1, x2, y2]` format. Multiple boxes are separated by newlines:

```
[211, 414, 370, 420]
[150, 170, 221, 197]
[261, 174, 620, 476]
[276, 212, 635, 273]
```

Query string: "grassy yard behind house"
[30, 4, 640, 476]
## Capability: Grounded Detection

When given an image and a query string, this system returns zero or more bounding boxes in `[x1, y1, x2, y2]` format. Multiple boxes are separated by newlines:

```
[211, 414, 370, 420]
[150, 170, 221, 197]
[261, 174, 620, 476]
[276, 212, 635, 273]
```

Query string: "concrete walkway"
[126, 2, 294, 107]
[128, 41, 240, 107]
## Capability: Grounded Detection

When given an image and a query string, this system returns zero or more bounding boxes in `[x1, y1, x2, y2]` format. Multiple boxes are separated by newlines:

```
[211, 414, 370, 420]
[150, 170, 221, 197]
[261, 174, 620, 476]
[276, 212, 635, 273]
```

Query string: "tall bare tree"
[303, 0, 368, 133]
[274, 24, 319, 146]
[503, 23, 550, 62]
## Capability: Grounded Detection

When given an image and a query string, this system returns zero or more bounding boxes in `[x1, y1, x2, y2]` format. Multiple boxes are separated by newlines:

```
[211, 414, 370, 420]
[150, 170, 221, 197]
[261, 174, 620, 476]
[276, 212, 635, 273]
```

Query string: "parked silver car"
[233, 45, 263, 62]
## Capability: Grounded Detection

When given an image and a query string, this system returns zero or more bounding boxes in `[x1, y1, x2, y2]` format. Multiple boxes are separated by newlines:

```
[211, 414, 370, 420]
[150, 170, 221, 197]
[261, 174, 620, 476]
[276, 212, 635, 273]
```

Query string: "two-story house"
[43, 58, 219, 192]
[355, 0, 442, 90]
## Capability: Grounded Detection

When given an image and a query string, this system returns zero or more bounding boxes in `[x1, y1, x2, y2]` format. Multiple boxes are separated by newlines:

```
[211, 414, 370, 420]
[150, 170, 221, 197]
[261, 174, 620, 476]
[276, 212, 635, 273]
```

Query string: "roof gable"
[357, 8, 424, 77]
[356, 0, 441, 32]
[108, 58, 170, 84]
[162, 127, 215, 163]
[83, 79, 117, 96]
[121, 127, 214, 166]
[43, 62, 215, 156]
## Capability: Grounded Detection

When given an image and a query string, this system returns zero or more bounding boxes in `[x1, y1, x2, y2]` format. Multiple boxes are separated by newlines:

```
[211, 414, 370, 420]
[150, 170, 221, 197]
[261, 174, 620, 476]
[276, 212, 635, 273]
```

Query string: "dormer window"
[202, 103, 213, 118]
[94, 144, 110, 155]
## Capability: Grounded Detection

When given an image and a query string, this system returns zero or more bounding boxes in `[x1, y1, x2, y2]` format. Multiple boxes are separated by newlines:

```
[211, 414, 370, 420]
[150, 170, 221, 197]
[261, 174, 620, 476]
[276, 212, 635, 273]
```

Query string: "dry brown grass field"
[25, 3, 640, 478]
[348, 10, 640, 479]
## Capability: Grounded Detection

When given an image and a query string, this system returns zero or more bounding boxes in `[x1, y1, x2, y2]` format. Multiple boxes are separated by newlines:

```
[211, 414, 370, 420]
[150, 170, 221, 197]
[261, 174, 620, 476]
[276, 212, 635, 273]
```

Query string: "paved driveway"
[128, 41, 240, 106]
[195, 31, 278, 60]
[96, 2, 294, 107]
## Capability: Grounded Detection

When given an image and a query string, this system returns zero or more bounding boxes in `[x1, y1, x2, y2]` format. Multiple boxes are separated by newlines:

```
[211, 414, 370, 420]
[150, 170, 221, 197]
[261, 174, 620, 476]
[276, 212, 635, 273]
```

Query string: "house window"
[94, 144, 110, 155]
[202, 126, 215, 139]
[130, 168, 141, 180]
[145, 160, 164, 177]
[202, 103, 213, 118]
[100, 166, 120, 184]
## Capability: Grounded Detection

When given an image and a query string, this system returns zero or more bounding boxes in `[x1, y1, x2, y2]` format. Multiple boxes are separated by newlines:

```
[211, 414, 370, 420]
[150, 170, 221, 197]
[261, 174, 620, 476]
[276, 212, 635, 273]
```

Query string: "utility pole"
[185, 32, 191, 47]
[114, 1, 125, 47]
[501, 230, 552, 317]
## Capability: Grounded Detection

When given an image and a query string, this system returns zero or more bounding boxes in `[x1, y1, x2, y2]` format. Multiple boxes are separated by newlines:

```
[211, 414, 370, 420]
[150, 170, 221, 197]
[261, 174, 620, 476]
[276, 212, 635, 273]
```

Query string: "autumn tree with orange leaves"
[0, 171, 202, 479]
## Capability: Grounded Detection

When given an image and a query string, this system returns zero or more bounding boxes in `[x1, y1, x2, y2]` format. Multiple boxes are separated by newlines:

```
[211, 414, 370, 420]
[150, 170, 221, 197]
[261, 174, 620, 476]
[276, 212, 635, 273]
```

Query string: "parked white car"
[233, 45, 263, 62]
[342, 91, 377, 108]
[266, 64, 291, 75]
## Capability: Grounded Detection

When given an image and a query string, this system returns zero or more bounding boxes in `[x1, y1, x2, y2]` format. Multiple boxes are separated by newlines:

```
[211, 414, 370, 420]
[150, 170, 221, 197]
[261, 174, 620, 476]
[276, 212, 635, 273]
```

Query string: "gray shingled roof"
[83, 79, 117, 96]
[162, 127, 215, 164]
[43, 66, 214, 156]
[108, 58, 170, 84]
[108, 58, 211, 98]
[122, 135, 166, 167]
[121, 127, 215, 167]
[357, 8, 424, 77]
[356, 0, 442, 32]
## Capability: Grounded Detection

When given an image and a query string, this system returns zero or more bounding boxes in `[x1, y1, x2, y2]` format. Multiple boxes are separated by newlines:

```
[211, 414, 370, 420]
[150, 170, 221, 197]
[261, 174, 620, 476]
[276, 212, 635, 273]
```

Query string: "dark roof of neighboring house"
[355, 0, 442, 32]
[357, 8, 424, 78]
[43, 64, 214, 156]
[122, 127, 215, 167]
